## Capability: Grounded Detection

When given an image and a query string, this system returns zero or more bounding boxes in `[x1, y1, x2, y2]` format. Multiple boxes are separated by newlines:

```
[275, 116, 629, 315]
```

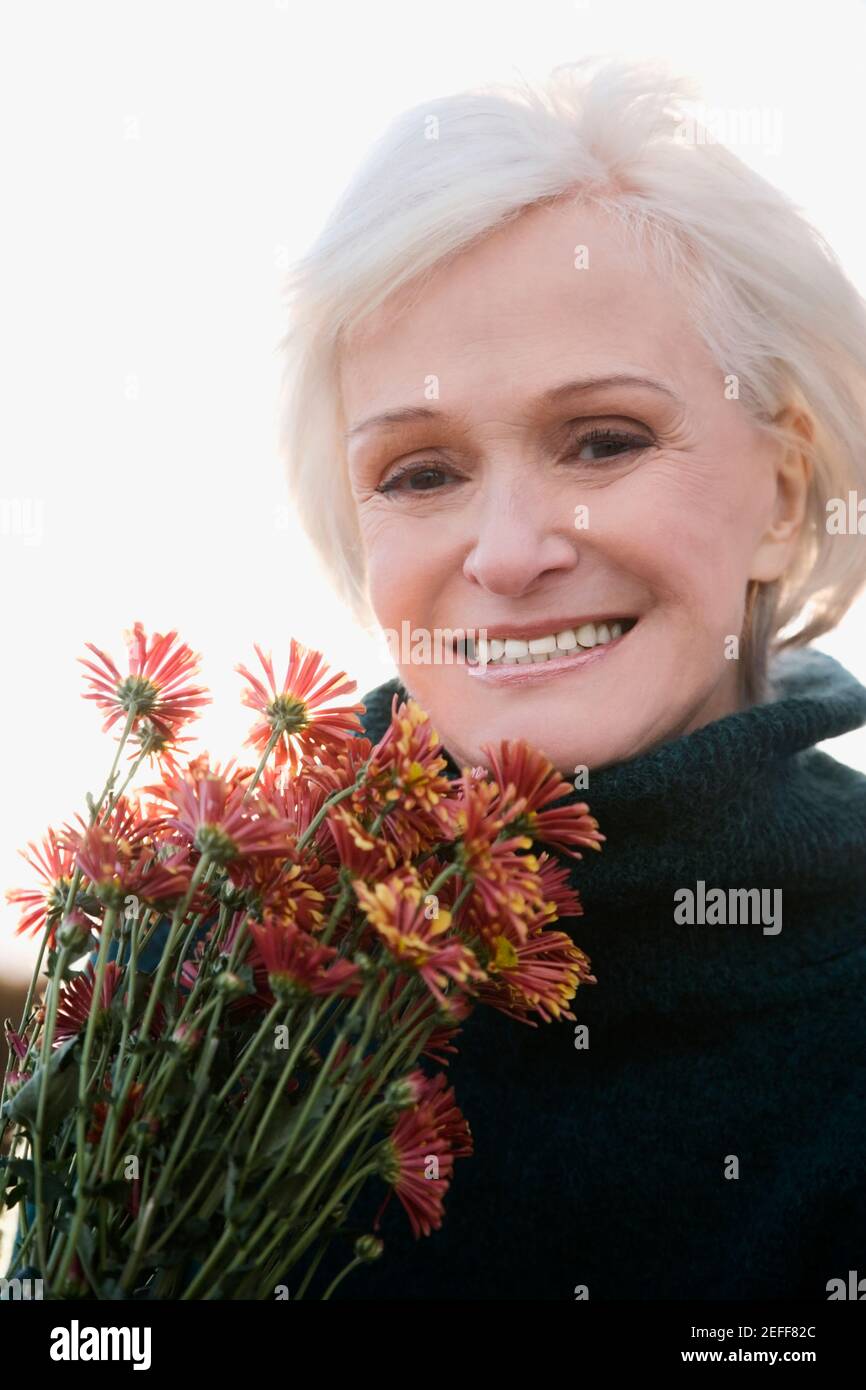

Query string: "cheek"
[610, 459, 765, 610]
[360, 505, 446, 626]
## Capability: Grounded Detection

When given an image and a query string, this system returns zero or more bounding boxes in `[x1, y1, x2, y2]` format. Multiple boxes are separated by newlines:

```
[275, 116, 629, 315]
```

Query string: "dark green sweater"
[327, 647, 866, 1300]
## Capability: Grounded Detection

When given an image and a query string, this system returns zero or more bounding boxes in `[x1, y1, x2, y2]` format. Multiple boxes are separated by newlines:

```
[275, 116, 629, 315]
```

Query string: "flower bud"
[57, 909, 95, 954]
[383, 1078, 418, 1110]
[215, 970, 247, 997]
[352, 951, 379, 982]
[355, 1235, 384, 1262]
[171, 1020, 203, 1053]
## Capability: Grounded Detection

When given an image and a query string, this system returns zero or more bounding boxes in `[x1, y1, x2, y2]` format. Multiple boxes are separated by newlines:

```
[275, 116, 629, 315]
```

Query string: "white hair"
[277, 57, 866, 697]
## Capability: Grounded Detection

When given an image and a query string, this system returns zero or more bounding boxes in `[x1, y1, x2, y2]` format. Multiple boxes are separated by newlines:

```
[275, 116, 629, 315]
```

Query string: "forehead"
[339, 198, 707, 422]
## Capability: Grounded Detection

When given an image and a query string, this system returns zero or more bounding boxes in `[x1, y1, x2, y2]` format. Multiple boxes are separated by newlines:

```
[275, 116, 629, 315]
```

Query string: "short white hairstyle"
[278, 57, 866, 697]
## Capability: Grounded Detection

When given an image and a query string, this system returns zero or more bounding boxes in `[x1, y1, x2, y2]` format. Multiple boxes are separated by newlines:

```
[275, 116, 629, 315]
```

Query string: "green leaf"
[0, 1036, 81, 1133]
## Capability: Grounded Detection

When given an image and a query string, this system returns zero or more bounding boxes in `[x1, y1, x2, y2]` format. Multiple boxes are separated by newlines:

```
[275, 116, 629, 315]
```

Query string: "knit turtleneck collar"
[359, 647, 866, 916]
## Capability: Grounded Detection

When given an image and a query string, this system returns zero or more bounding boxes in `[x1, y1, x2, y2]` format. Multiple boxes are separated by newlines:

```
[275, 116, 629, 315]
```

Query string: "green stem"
[104, 743, 150, 817]
[0, 707, 138, 1212]
[426, 861, 462, 899]
[322, 1255, 362, 1301]
[279, 1240, 327, 1301]
[172, 860, 218, 989]
[289, 985, 424, 1185]
[124, 855, 212, 1084]
[286, 997, 438, 1231]
[147, 1001, 288, 1257]
[319, 881, 352, 947]
[90, 709, 138, 825]
[48, 905, 119, 1290]
[94, 908, 145, 1181]
[118, 1031, 220, 1295]
[250, 977, 385, 1211]
[242, 728, 281, 801]
[295, 768, 369, 855]
[180, 987, 369, 1300]
[29, 939, 72, 1279]
[249, 1159, 379, 1295]
[233, 1003, 322, 1189]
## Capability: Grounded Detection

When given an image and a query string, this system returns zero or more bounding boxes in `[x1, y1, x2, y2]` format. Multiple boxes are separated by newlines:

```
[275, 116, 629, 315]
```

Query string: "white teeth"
[528, 634, 557, 655]
[483, 619, 633, 663]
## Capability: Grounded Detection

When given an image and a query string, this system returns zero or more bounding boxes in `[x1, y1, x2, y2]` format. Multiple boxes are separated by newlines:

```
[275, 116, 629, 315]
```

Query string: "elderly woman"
[279, 61, 866, 1300]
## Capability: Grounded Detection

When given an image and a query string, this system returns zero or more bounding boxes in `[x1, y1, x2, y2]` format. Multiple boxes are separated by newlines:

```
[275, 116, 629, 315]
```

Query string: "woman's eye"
[374, 431, 651, 493]
[377, 463, 454, 494]
[571, 430, 652, 462]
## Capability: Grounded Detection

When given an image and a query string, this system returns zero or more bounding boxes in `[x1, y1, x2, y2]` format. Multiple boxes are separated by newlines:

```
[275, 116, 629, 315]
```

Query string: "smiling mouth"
[455, 617, 638, 667]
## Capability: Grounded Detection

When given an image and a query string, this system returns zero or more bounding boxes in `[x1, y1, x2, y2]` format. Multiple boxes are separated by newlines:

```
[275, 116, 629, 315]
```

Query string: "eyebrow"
[344, 374, 681, 439]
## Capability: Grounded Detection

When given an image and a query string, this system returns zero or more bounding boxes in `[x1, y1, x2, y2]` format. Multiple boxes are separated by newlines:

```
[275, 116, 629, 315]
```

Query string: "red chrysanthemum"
[481, 740, 605, 858]
[5, 827, 79, 945]
[236, 639, 364, 774]
[476, 926, 596, 1026]
[248, 915, 362, 998]
[391, 988, 473, 1068]
[129, 720, 198, 782]
[257, 763, 333, 844]
[225, 852, 334, 930]
[378, 1070, 473, 1238]
[535, 850, 584, 921]
[306, 735, 373, 799]
[70, 822, 194, 909]
[354, 868, 486, 1008]
[160, 769, 295, 865]
[445, 774, 549, 942]
[349, 699, 454, 859]
[54, 960, 125, 1047]
[326, 806, 398, 879]
[3, 1026, 29, 1062]
[87, 1078, 148, 1145]
[78, 622, 210, 741]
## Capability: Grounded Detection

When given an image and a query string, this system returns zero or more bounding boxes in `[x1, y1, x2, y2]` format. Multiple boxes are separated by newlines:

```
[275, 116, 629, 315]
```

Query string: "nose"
[461, 477, 579, 597]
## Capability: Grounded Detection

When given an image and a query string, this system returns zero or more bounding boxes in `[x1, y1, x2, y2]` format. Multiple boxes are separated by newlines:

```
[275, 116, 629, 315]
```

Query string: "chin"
[436, 713, 648, 779]
[398, 665, 660, 780]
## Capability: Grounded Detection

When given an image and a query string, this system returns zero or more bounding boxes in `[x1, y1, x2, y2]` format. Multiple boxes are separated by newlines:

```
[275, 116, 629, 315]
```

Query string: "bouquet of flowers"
[0, 623, 602, 1300]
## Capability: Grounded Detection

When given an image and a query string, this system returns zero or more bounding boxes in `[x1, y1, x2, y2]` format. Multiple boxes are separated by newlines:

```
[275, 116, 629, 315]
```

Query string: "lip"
[465, 625, 633, 684]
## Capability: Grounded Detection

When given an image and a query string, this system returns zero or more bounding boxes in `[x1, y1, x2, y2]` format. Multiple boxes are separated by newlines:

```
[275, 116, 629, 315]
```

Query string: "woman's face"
[339, 199, 805, 775]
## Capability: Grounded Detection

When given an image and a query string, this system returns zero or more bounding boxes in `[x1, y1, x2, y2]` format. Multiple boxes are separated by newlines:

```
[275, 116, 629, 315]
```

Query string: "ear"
[749, 407, 813, 583]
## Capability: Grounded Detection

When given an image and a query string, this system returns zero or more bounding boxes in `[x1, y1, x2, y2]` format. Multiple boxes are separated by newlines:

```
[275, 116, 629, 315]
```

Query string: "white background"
[2, 0, 865, 979]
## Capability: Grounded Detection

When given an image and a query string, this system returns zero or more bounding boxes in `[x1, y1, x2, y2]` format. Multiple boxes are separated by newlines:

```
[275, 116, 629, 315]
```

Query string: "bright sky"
[2, 0, 865, 976]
